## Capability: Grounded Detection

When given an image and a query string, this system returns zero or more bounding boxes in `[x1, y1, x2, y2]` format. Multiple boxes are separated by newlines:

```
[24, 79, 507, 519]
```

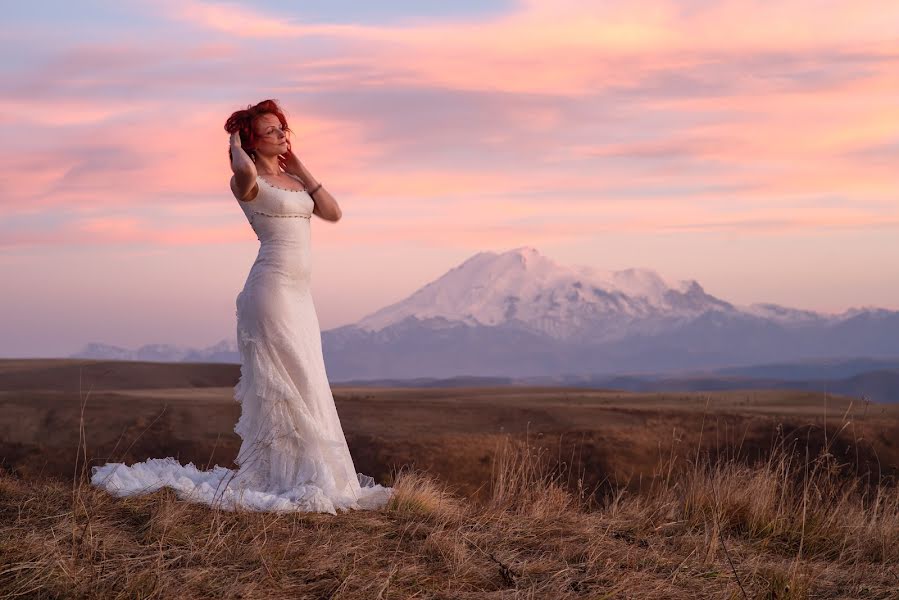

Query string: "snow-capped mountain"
[353, 246, 852, 339]
[322, 247, 899, 379]
[71, 246, 899, 381]
[356, 246, 734, 341]
[740, 303, 827, 325]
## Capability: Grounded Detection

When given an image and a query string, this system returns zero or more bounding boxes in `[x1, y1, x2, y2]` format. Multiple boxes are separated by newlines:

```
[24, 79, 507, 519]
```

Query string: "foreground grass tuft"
[1, 429, 897, 598]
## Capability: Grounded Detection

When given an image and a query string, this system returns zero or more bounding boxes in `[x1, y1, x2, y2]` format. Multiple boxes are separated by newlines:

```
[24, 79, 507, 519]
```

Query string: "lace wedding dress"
[90, 172, 394, 514]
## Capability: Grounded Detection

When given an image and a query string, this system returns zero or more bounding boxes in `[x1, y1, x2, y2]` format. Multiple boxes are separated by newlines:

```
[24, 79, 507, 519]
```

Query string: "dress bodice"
[235, 173, 315, 242]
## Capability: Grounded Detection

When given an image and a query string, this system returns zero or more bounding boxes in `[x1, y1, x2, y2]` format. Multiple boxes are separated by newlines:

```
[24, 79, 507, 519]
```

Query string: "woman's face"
[251, 113, 289, 157]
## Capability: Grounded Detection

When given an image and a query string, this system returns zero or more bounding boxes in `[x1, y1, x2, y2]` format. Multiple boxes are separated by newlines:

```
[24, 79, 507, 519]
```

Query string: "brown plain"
[3, 358, 897, 499]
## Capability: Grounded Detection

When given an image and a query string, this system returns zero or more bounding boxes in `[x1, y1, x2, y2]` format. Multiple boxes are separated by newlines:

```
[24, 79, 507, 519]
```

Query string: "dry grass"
[0, 384, 897, 598]
[1, 424, 898, 599]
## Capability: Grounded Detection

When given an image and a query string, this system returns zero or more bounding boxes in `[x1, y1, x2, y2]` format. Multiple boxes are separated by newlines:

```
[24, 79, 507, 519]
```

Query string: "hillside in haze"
[71, 247, 899, 385]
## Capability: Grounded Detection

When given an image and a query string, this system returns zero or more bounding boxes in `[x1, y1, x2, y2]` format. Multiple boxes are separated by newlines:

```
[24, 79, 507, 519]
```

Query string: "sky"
[1, 0, 898, 357]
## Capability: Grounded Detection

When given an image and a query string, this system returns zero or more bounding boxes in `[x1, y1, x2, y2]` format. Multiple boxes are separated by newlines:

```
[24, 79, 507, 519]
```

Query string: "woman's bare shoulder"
[230, 174, 259, 202]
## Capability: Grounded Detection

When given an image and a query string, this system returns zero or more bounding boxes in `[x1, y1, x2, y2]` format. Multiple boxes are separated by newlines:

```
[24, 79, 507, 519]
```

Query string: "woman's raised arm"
[229, 131, 258, 201]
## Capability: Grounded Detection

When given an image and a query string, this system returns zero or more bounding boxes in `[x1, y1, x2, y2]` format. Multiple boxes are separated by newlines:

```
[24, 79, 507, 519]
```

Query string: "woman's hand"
[278, 140, 308, 181]
[229, 131, 256, 176]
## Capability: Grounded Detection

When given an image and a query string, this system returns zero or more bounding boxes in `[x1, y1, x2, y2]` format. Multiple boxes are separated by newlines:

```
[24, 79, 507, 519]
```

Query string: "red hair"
[224, 99, 292, 162]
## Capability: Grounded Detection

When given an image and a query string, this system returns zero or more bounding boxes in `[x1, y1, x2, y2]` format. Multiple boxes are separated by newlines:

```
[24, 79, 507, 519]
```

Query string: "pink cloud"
[3, 0, 897, 250]
[1, 216, 249, 248]
[146, 0, 899, 97]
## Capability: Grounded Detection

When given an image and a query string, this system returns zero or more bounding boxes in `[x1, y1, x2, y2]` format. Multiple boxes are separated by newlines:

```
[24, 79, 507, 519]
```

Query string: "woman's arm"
[306, 177, 342, 222]
[230, 131, 258, 201]
[280, 146, 342, 222]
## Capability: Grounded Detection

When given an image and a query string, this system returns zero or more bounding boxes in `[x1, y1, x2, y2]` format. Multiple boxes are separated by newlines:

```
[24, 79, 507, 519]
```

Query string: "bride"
[90, 99, 394, 513]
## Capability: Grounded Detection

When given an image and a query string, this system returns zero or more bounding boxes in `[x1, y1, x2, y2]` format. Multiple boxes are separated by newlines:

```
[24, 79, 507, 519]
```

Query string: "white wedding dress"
[91, 172, 394, 514]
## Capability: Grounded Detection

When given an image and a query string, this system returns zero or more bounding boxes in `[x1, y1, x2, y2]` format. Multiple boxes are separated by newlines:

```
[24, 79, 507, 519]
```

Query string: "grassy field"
[1, 359, 898, 598]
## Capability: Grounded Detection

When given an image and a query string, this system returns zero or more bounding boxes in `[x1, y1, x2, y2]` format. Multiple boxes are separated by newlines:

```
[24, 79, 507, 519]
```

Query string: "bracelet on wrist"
[308, 182, 323, 196]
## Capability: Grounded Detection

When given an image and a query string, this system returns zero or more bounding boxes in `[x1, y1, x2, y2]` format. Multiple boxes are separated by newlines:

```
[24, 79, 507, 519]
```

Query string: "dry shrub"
[612, 411, 899, 567]
[484, 434, 590, 519]
[750, 564, 812, 600]
[386, 466, 465, 526]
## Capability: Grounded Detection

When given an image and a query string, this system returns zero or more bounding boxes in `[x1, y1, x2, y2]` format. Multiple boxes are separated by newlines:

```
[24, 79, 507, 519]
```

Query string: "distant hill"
[331, 358, 899, 403]
[709, 357, 899, 381]
[2, 357, 897, 403]
[334, 372, 898, 403]
[0, 359, 239, 393]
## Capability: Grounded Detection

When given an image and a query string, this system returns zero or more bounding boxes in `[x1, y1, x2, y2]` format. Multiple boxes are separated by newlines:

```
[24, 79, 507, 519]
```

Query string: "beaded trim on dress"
[250, 210, 311, 222]
[249, 172, 312, 224]
[257, 173, 307, 193]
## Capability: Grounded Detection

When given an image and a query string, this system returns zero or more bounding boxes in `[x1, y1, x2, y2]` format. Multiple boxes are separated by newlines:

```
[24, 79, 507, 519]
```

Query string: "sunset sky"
[2, 0, 898, 357]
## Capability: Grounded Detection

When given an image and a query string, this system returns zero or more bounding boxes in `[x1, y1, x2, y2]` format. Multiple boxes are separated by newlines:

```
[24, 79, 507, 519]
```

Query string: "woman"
[90, 99, 393, 513]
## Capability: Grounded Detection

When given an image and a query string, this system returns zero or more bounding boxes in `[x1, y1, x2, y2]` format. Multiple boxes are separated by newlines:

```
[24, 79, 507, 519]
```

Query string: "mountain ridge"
[68, 246, 899, 385]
